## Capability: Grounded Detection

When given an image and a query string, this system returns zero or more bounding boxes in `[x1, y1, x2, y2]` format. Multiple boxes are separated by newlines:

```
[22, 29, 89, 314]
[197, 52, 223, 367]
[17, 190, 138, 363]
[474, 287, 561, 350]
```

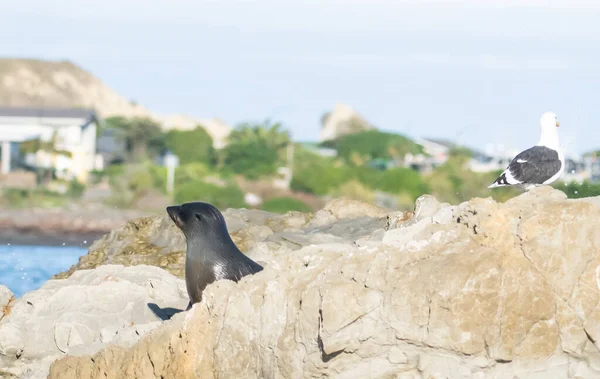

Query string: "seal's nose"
[166, 205, 180, 217]
[166, 205, 183, 228]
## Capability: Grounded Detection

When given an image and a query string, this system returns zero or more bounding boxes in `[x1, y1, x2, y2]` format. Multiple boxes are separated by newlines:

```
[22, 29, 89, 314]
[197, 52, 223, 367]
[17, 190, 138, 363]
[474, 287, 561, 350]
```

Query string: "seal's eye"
[195, 213, 202, 221]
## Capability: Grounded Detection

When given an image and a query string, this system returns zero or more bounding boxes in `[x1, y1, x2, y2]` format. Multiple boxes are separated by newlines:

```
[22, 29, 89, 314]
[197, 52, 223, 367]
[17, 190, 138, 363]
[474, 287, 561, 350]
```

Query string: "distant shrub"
[103, 163, 170, 207]
[1, 188, 29, 207]
[395, 192, 419, 210]
[148, 165, 167, 193]
[357, 167, 429, 200]
[106, 163, 168, 195]
[105, 116, 165, 161]
[557, 181, 600, 198]
[290, 148, 352, 195]
[129, 170, 154, 194]
[223, 120, 291, 179]
[0, 188, 69, 209]
[291, 164, 351, 196]
[322, 130, 424, 166]
[164, 126, 216, 165]
[224, 142, 280, 179]
[261, 197, 312, 213]
[331, 180, 375, 203]
[105, 164, 125, 178]
[175, 162, 211, 183]
[423, 156, 519, 204]
[292, 145, 428, 201]
[89, 169, 105, 184]
[67, 179, 86, 198]
[174, 181, 246, 210]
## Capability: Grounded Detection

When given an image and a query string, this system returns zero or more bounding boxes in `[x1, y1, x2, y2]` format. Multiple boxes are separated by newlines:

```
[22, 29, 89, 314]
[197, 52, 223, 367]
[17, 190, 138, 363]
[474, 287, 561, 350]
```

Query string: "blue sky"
[2, 0, 600, 156]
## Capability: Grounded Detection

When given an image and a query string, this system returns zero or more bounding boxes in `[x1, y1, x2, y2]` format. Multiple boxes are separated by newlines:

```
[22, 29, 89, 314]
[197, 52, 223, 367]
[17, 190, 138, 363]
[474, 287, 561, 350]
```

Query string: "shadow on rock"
[147, 303, 184, 321]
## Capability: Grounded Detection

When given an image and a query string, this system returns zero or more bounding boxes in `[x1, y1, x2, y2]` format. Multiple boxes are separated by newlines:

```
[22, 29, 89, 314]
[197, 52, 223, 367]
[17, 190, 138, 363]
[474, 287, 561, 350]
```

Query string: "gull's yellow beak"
[556, 120, 560, 127]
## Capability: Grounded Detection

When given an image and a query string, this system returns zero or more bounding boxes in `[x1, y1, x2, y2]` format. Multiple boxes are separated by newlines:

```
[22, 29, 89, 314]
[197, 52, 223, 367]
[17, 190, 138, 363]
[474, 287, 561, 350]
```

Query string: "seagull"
[488, 111, 564, 191]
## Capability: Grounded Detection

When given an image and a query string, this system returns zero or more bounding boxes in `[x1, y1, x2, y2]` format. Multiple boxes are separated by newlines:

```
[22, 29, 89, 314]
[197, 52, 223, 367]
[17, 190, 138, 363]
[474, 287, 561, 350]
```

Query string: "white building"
[0, 107, 101, 183]
[414, 137, 454, 166]
[561, 154, 596, 184]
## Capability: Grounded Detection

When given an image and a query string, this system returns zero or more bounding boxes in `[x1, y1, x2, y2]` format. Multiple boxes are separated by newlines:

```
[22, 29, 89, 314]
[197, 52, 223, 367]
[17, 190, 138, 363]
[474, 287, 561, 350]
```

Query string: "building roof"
[0, 106, 97, 120]
[420, 137, 458, 149]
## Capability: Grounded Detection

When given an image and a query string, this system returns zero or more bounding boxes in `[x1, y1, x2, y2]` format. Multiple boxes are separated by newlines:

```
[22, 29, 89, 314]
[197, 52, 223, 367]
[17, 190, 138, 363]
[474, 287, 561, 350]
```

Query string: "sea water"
[0, 245, 87, 297]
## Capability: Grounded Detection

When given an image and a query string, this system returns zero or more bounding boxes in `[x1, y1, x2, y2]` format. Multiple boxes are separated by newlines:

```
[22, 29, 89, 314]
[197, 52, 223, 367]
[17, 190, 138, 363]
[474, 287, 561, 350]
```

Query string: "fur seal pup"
[166, 201, 263, 310]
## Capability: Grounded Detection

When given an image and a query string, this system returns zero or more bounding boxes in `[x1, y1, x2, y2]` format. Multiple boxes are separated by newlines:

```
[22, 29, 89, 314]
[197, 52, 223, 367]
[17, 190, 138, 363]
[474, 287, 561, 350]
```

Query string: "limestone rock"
[52, 214, 187, 279]
[53, 198, 388, 280]
[319, 103, 375, 142]
[320, 197, 390, 219]
[0, 264, 188, 379]
[0, 285, 14, 322]
[0, 286, 13, 307]
[45, 187, 600, 379]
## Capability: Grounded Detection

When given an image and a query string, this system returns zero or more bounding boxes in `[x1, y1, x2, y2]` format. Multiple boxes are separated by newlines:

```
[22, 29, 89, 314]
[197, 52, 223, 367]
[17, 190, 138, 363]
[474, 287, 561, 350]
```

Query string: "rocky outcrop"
[319, 103, 375, 142]
[52, 213, 187, 279]
[53, 199, 386, 280]
[0, 265, 188, 379]
[0, 286, 14, 320]
[36, 186, 600, 378]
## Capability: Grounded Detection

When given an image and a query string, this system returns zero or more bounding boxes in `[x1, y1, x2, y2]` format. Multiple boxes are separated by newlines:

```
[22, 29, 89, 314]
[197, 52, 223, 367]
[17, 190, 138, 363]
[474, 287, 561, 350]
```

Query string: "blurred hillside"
[0, 58, 231, 147]
[0, 58, 151, 118]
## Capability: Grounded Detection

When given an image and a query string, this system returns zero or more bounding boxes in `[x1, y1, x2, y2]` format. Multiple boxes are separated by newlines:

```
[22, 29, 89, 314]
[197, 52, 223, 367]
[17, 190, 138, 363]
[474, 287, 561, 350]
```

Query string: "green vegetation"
[556, 181, 600, 198]
[357, 167, 429, 199]
[290, 144, 428, 206]
[164, 126, 216, 165]
[67, 179, 86, 198]
[174, 181, 246, 209]
[261, 197, 312, 213]
[174, 162, 211, 183]
[102, 163, 168, 207]
[290, 148, 352, 195]
[19, 131, 73, 158]
[105, 116, 165, 161]
[424, 148, 520, 204]
[0, 186, 81, 208]
[223, 120, 291, 179]
[331, 180, 376, 204]
[322, 130, 423, 166]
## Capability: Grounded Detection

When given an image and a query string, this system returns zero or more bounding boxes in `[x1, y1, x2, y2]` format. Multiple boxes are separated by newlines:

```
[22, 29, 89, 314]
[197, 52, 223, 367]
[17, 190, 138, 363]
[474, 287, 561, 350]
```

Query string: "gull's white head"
[538, 111, 560, 148]
[540, 111, 559, 129]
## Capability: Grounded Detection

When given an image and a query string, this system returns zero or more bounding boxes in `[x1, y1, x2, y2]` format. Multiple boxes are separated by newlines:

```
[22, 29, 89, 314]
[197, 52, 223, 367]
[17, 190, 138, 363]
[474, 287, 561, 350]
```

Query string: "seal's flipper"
[186, 301, 192, 311]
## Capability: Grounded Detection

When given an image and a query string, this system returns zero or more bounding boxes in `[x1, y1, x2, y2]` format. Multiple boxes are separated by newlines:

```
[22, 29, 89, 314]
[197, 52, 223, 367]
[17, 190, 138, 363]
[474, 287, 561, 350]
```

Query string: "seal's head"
[166, 202, 229, 241]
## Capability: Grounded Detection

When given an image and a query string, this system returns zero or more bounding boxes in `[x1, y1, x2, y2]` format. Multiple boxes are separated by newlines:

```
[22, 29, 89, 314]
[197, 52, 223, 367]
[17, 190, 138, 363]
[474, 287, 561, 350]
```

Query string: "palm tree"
[228, 119, 290, 151]
[222, 119, 292, 178]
